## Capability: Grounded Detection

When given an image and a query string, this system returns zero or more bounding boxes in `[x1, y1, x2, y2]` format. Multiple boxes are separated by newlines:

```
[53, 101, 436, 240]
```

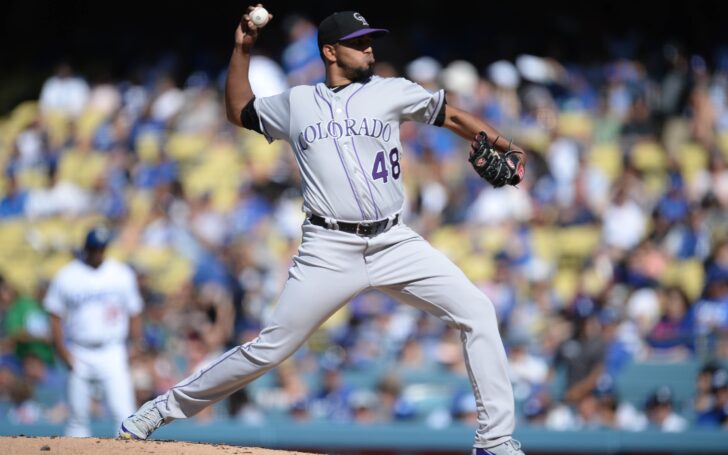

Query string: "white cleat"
[472, 439, 525, 455]
[118, 400, 165, 440]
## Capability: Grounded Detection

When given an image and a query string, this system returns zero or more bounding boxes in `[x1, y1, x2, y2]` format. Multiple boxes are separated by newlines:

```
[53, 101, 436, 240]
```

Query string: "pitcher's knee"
[459, 295, 499, 330]
[238, 339, 298, 370]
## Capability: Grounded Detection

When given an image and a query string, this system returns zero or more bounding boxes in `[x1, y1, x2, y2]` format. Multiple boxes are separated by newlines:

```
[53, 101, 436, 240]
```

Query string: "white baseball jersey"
[254, 76, 445, 221]
[44, 258, 143, 345]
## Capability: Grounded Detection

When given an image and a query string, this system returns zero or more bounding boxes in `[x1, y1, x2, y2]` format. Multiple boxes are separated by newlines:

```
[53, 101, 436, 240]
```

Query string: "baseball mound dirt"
[0, 436, 317, 455]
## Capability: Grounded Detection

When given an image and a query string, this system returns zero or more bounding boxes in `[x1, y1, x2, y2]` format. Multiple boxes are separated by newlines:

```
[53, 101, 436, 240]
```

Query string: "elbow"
[226, 110, 241, 127]
[225, 103, 243, 127]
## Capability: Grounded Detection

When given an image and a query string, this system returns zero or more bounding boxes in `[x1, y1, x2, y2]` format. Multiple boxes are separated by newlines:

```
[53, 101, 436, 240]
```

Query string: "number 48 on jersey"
[371, 147, 400, 183]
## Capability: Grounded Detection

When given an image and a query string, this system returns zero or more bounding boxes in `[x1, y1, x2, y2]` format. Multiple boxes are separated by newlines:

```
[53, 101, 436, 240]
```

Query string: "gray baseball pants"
[153, 220, 514, 448]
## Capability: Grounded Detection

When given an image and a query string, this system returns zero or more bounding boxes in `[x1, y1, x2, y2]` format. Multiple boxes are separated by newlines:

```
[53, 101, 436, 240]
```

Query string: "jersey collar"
[325, 76, 373, 93]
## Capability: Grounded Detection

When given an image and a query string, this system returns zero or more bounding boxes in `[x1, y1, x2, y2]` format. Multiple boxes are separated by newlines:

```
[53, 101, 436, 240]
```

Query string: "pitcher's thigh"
[371, 237, 497, 328]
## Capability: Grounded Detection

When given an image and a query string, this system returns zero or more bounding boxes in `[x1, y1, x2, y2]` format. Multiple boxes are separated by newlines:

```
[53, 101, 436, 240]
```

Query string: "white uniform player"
[46, 226, 143, 437]
[121, 7, 527, 455]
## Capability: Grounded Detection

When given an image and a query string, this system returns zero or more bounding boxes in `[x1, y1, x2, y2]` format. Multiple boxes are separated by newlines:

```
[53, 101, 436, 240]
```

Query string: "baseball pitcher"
[121, 5, 526, 455]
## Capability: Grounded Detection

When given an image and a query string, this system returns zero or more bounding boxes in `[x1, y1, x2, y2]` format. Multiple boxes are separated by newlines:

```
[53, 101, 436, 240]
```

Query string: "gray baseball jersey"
[255, 76, 445, 221]
[147, 76, 515, 449]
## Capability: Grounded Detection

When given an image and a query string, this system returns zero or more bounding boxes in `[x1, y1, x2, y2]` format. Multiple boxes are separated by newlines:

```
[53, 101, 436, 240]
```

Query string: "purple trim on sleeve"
[346, 81, 381, 219]
[314, 86, 366, 220]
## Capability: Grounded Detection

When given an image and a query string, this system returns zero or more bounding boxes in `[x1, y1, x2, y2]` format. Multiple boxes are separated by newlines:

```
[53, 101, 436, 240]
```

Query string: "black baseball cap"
[317, 11, 388, 48]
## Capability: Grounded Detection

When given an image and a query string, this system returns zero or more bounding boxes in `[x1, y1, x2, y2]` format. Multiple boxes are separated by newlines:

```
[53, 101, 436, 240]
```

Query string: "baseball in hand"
[250, 7, 270, 27]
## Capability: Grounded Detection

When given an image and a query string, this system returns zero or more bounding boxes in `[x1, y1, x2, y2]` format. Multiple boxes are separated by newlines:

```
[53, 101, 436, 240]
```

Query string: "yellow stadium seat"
[39, 252, 73, 281]
[10, 101, 39, 131]
[630, 141, 667, 173]
[136, 132, 161, 163]
[166, 131, 211, 162]
[642, 172, 667, 200]
[212, 187, 238, 212]
[459, 253, 495, 282]
[558, 112, 593, 139]
[127, 191, 153, 222]
[16, 168, 48, 189]
[0, 253, 40, 295]
[70, 215, 108, 242]
[718, 131, 728, 161]
[677, 142, 709, 185]
[518, 127, 551, 154]
[75, 110, 107, 142]
[132, 246, 173, 271]
[582, 267, 608, 296]
[242, 132, 284, 171]
[678, 260, 705, 301]
[661, 259, 705, 301]
[0, 118, 11, 160]
[183, 168, 218, 198]
[558, 226, 601, 259]
[553, 268, 579, 302]
[42, 110, 71, 149]
[321, 306, 350, 330]
[57, 148, 107, 188]
[530, 227, 558, 262]
[0, 220, 30, 258]
[154, 257, 193, 294]
[30, 217, 72, 252]
[589, 142, 622, 181]
[477, 226, 507, 253]
[430, 226, 469, 263]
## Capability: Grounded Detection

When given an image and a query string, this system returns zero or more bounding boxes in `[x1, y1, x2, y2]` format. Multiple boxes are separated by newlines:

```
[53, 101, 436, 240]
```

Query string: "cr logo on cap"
[353, 12, 369, 26]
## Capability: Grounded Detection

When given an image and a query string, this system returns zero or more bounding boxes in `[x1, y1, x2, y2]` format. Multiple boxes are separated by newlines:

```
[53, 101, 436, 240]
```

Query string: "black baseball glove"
[469, 131, 525, 188]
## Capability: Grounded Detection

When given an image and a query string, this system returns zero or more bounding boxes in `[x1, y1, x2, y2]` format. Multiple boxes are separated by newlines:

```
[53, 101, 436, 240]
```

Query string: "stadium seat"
[166, 132, 211, 162]
[718, 131, 728, 161]
[42, 110, 71, 148]
[553, 268, 579, 302]
[75, 109, 107, 142]
[677, 142, 708, 185]
[530, 227, 558, 262]
[431, 226, 469, 263]
[8, 101, 39, 137]
[136, 131, 162, 163]
[17, 168, 48, 190]
[0, 220, 30, 258]
[39, 252, 74, 281]
[557, 225, 601, 260]
[0, 256, 39, 295]
[630, 141, 667, 173]
[588, 142, 623, 182]
[154, 256, 193, 294]
[558, 112, 593, 140]
[661, 259, 705, 301]
[615, 361, 700, 412]
[459, 253, 494, 282]
[477, 226, 507, 253]
[57, 148, 107, 188]
[129, 247, 190, 291]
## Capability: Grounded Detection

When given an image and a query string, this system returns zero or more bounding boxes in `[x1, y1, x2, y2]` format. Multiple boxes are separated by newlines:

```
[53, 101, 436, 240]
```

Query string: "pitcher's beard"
[340, 62, 374, 82]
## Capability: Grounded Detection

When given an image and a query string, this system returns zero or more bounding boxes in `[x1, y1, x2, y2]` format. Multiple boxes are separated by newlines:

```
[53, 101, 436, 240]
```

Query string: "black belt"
[308, 214, 399, 237]
[73, 340, 112, 349]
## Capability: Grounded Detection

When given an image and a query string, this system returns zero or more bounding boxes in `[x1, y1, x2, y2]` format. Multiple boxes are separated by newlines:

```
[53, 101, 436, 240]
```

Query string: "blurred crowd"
[1, 15, 728, 432]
